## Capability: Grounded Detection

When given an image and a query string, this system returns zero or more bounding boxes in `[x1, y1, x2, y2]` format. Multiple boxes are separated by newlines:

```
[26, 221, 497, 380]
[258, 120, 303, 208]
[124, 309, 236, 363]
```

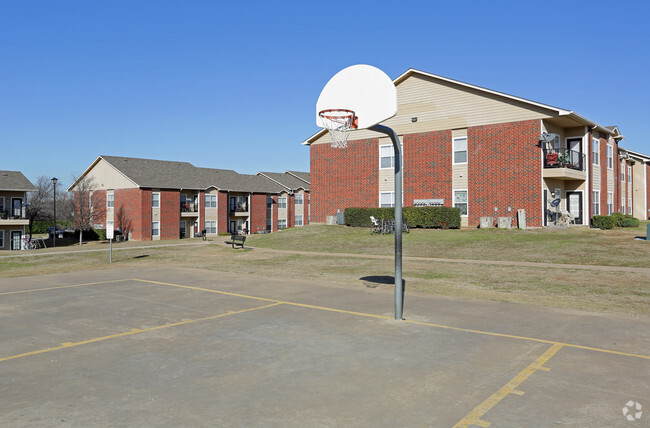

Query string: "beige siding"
[83, 158, 137, 190]
[452, 164, 468, 189]
[312, 74, 554, 145]
[592, 167, 601, 191]
[205, 189, 218, 221]
[633, 162, 644, 217]
[278, 192, 288, 221]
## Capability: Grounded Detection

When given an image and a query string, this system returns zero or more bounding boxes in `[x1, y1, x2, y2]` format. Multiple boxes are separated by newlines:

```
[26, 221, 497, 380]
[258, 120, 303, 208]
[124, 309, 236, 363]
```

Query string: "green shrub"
[620, 217, 640, 228]
[345, 207, 461, 229]
[591, 215, 615, 229]
[94, 228, 107, 240]
[610, 212, 625, 227]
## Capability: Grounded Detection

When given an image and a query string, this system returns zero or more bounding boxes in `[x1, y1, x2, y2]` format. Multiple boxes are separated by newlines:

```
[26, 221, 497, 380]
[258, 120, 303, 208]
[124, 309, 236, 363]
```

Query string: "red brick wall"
[92, 190, 106, 226]
[404, 130, 452, 205]
[114, 188, 143, 240]
[160, 190, 180, 239]
[140, 189, 152, 240]
[199, 191, 205, 231]
[310, 138, 379, 222]
[639, 164, 650, 219]
[468, 119, 542, 227]
[272, 195, 278, 232]
[288, 194, 295, 227]
[600, 135, 608, 215]
[218, 191, 228, 234]
[250, 194, 267, 233]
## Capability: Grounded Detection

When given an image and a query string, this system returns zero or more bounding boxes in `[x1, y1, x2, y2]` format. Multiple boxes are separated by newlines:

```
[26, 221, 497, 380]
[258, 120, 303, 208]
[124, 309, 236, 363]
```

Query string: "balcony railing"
[230, 204, 248, 213]
[543, 149, 585, 171]
[1, 208, 27, 220]
[180, 202, 198, 213]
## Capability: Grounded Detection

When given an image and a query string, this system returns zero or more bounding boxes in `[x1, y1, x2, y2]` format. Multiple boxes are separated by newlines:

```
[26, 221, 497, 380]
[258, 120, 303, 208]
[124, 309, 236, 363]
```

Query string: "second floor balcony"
[543, 149, 586, 181]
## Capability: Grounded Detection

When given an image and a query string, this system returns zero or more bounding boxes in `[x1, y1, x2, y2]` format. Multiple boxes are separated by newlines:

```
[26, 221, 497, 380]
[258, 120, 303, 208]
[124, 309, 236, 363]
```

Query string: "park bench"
[225, 234, 246, 249]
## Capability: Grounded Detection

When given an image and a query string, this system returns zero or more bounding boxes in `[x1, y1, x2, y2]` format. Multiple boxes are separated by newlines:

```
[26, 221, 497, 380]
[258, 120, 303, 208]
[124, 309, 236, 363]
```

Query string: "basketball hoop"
[318, 109, 358, 148]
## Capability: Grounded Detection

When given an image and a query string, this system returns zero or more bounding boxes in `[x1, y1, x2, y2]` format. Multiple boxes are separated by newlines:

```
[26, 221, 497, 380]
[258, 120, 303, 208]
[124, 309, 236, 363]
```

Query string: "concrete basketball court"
[1, 266, 648, 427]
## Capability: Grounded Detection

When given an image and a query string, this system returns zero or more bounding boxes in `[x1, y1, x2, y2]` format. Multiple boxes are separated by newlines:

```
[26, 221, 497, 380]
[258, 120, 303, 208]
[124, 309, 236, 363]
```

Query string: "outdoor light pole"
[369, 124, 403, 320]
[51, 177, 58, 248]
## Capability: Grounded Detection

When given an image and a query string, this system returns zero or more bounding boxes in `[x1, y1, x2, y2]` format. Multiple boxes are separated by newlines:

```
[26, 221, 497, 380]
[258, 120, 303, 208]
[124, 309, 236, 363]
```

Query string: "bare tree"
[70, 176, 104, 245]
[25, 176, 54, 239]
[115, 204, 132, 240]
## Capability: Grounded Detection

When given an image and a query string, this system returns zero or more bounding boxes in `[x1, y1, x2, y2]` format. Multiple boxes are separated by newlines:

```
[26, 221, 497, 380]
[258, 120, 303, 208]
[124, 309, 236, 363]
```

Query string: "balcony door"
[11, 198, 22, 217]
[567, 138, 582, 168]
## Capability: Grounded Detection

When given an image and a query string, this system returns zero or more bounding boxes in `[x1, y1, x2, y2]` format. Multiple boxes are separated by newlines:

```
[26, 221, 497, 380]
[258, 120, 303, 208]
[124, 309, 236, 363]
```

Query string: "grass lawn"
[1, 223, 648, 317]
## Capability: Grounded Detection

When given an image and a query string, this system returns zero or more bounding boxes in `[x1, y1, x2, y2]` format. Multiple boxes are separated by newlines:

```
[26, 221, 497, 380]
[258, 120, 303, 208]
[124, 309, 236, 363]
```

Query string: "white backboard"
[316, 64, 397, 130]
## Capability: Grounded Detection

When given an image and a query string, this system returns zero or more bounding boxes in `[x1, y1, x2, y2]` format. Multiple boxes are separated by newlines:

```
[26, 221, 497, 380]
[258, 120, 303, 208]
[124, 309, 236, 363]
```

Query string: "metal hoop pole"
[369, 124, 403, 320]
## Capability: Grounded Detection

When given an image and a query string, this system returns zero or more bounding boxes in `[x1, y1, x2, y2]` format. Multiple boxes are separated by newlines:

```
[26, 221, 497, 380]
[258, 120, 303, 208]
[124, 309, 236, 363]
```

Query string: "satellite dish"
[540, 132, 558, 144]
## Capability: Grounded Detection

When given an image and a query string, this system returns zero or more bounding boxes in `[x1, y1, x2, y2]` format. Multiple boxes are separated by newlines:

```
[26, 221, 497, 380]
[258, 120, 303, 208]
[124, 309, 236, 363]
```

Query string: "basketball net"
[319, 109, 357, 148]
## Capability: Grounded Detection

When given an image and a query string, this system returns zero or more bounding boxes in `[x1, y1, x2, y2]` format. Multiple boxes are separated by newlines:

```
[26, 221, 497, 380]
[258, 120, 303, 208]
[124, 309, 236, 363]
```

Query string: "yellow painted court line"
[453, 343, 564, 428]
[133, 278, 393, 321]
[134, 278, 650, 361]
[0, 279, 129, 296]
[0, 302, 281, 363]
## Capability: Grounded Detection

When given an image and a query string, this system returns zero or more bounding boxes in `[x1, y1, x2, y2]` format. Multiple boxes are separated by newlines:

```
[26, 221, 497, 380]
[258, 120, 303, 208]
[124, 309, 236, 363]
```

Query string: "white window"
[204, 194, 216, 208]
[453, 137, 468, 164]
[621, 196, 626, 213]
[107, 193, 114, 208]
[607, 192, 613, 215]
[278, 197, 287, 209]
[295, 215, 303, 226]
[0, 230, 4, 248]
[454, 190, 468, 216]
[607, 144, 613, 169]
[592, 191, 600, 216]
[380, 192, 395, 208]
[628, 166, 632, 182]
[152, 221, 160, 236]
[628, 198, 632, 215]
[380, 145, 395, 169]
[621, 161, 626, 181]
[205, 220, 216, 234]
[277, 219, 287, 230]
[295, 193, 303, 205]
[592, 139, 599, 165]
[152, 192, 160, 208]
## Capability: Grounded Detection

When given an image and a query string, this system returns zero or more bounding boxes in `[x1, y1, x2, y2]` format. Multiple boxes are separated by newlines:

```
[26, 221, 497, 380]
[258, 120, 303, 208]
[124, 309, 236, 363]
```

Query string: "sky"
[2, 1, 649, 188]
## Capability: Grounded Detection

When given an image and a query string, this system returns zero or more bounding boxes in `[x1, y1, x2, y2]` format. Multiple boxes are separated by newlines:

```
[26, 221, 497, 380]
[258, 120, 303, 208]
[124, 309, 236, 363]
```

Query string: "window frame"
[379, 144, 394, 169]
[592, 191, 600, 216]
[107, 193, 114, 208]
[277, 219, 287, 230]
[295, 193, 303, 205]
[592, 139, 599, 165]
[152, 221, 160, 236]
[278, 196, 287, 209]
[379, 191, 395, 208]
[621, 161, 626, 181]
[295, 215, 303, 226]
[628, 166, 632, 183]
[205, 220, 217, 234]
[628, 198, 632, 215]
[453, 137, 468, 165]
[453, 189, 468, 217]
[204, 194, 217, 208]
[607, 144, 613, 169]
[607, 192, 613, 215]
[152, 192, 160, 208]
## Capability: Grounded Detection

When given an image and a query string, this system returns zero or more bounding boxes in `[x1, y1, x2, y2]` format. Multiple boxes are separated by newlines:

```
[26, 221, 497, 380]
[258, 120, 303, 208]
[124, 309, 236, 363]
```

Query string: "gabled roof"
[257, 171, 310, 191]
[285, 171, 310, 184]
[302, 68, 623, 145]
[0, 171, 37, 192]
[69, 155, 299, 194]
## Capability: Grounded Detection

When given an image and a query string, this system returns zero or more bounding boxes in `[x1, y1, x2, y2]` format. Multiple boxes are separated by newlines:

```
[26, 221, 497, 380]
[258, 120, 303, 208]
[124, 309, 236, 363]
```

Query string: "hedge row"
[592, 213, 640, 229]
[27, 220, 73, 234]
[345, 207, 461, 229]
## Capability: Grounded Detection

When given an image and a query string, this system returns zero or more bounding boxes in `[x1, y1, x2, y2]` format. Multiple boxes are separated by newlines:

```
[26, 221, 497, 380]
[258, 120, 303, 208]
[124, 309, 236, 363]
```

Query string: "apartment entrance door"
[566, 192, 583, 225]
[11, 231, 21, 250]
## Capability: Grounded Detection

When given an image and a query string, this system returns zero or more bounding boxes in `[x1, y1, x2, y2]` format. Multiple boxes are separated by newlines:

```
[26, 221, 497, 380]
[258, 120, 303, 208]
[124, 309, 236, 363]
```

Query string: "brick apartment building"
[0, 171, 37, 250]
[68, 156, 309, 240]
[303, 68, 650, 227]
